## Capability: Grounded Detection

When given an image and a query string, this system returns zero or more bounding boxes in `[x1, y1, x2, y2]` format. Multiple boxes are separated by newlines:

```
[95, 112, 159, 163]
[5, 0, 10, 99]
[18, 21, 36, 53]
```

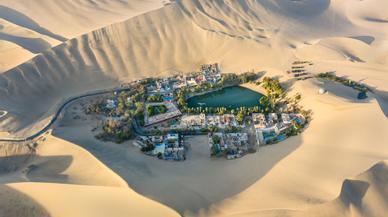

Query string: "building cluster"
[146, 78, 172, 94]
[178, 63, 222, 88]
[252, 113, 304, 145]
[142, 64, 221, 96]
[141, 64, 223, 129]
[209, 132, 249, 159]
[105, 99, 117, 109]
[135, 133, 185, 161]
[200, 63, 222, 84]
[173, 114, 239, 130]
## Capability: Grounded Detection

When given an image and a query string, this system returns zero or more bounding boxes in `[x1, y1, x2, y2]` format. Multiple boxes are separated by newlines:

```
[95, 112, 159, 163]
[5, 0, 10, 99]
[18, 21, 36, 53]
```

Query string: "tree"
[200, 128, 208, 133]
[357, 91, 368, 100]
[147, 94, 163, 102]
[259, 96, 271, 112]
[212, 135, 221, 144]
[141, 143, 155, 152]
[236, 110, 245, 124]
[135, 102, 144, 116]
[295, 93, 301, 101]
[209, 126, 219, 133]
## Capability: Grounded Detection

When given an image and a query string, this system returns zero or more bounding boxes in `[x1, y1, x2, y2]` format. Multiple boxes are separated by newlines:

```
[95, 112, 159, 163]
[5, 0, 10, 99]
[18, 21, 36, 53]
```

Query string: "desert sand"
[0, 0, 167, 73]
[0, 0, 387, 217]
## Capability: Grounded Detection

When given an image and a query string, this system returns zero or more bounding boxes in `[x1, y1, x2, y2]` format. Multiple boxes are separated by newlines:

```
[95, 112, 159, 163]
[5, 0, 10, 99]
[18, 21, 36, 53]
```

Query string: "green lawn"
[147, 105, 168, 117]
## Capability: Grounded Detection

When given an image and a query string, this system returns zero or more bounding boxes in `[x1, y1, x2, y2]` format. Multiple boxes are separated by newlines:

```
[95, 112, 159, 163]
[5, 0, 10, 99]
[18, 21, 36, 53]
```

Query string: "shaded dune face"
[0, 143, 34, 174]
[0, 5, 67, 42]
[273, 0, 331, 16]
[0, 185, 50, 217]
[0, 32, 52, 53]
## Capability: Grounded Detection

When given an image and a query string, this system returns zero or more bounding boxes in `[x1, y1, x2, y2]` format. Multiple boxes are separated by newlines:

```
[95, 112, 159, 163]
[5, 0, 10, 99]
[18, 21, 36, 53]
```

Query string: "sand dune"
[0, 0, 166, 39]
[5, 182, 179, 217]
[0, 0, 166, 73]
[0, 133, 179, 217]
[215, 161, 388, 217]
[0, 0, 387, 216]
[0, 135, 127, 187]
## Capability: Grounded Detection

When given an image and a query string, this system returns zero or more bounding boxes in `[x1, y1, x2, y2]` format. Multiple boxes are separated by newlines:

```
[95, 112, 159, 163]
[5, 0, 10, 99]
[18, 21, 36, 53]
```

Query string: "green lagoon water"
[187, 86, 263, 109]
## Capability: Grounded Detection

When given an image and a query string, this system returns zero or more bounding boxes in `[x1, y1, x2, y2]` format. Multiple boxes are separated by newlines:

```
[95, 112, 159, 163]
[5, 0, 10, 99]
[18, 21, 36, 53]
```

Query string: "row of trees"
[220, 72, 258, 86]
[147, 94, 163, 102]
[317, 72, 370, 94]
[259, 77, 312, 121]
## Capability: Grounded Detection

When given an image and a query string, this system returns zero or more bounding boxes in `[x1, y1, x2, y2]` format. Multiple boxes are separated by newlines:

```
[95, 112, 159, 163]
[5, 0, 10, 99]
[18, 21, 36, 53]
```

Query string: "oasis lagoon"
[187, 86, 264, 109]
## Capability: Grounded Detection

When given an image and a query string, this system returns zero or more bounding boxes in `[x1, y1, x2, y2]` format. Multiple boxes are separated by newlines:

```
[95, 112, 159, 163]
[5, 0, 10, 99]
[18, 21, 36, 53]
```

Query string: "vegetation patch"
[317, 72, 372, 99]
[147, 105, 168, 117]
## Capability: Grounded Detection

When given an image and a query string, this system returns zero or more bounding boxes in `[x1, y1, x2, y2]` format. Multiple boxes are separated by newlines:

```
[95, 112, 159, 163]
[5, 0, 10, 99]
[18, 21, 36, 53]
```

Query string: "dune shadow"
[25, 155, 73, 184]
[374, 89, 388, 119]
[316, 79, 373, 104]
[339, 179, 369, 208]
[0, 142, 35, 175]
[0, 5, 67, 42]
[364, 17, 388, 24]
[0, 185, 51, 217]
[269, 0, 331, 17]
[349, 35, 375, 45]
[0, 152, 73, 184]
[0, 32, 51, 53]
[53, 122, 303, 216]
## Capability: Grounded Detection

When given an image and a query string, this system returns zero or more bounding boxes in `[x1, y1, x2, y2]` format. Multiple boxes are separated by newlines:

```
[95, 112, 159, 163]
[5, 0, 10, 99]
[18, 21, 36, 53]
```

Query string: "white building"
[255, 129, 264, 146]
[206, 115, 222, 127]
[221, 114, 238, 127]
[281, 113, 292, 125]
[106, 99, 117, 109]
[180, 114, 206, 128]
[252, 113, 267, 129]
[268, 113, 278, 125]
[167, 133, 179, 141]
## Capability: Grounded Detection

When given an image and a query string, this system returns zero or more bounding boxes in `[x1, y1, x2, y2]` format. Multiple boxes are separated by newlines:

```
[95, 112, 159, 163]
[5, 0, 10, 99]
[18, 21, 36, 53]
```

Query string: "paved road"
[0, 86, 133, 143]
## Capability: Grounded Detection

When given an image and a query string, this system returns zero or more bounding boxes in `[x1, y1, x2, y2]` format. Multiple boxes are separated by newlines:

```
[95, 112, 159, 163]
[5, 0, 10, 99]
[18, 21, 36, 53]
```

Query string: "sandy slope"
[0, 40, 32, 72]
[0, 133, 179, 217]
[0, 0, 166, 73]
[212, 161, 388, 217]
[0, 0, 387, 217]
[4, 182, 179, 217]
[1, 182, 178, 217]
[0, 0, 166, 38]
